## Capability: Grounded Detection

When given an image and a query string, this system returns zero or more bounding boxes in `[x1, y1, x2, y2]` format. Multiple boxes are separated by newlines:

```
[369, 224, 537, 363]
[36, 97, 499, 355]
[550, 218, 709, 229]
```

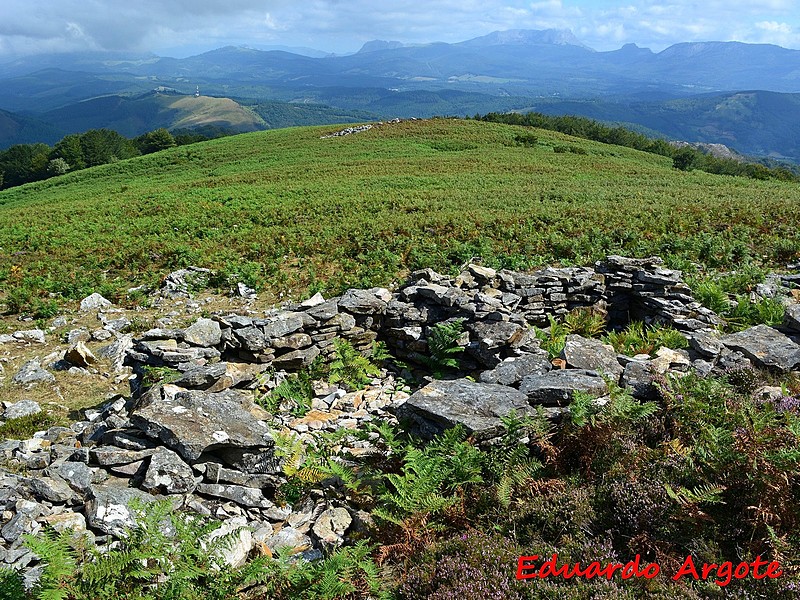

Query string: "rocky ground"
[1, 257, 799, 588]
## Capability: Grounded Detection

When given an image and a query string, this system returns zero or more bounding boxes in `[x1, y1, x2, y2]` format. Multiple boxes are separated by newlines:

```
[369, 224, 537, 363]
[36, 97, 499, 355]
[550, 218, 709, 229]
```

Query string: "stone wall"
[126, 255, 723, 382]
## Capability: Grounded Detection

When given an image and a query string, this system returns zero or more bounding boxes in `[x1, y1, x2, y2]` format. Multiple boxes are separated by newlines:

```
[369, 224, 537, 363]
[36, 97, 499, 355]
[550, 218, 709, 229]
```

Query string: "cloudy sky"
[1, 0, 799, 58]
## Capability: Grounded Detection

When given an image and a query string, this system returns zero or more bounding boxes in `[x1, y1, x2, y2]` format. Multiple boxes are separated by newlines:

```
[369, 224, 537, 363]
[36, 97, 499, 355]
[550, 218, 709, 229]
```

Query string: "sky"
[1, 0, 799, 59]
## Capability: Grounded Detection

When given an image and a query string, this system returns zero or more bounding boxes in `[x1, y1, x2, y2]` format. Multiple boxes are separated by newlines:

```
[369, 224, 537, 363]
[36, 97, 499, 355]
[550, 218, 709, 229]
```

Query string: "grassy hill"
[1, 118, 799, 313]
[42, 92, 266, 138]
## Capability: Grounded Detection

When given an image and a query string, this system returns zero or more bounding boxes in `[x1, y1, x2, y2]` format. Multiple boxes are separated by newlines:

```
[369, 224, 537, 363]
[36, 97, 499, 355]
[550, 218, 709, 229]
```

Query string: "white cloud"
[0, 0, 799, 58]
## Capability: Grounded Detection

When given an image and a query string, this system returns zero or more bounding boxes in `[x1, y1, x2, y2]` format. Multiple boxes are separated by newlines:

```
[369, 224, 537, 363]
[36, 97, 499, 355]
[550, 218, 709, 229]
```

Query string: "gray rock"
[299, 292, 326, 308]
[90, 447, 155, 467]
[2, 399, 41, 420]
[85, 483, 157, 536]
[183, 318, 222, 347]
[64, 342, 96, 368]
[785, 304, 800, 333]
[265, 527, 312, 554]
[304, 300, 339, 321]
[312, 507, 351, 547]
[561, 335, 624, 381]
[96, 334, 134, 372]
[80, 293, 112, 312]
[396, 378, 535, 442]
[142, 447, 197, 494]
[236, 282, 257, 299]
[195, 483, 273, 508]
[233, 327, 267, 352]
[520, 369, 608, 406]
[129, 387, 273, 463]
[54, 462, 94, 495]
[688, 331, 724, 359]
[12, 329, 46, 344]
[206, 516, 253, 568]
[203, 462, 278, 490]
[160, 267, 212, 298]
[25, 475, 75, 504]
[621, 360, 657, 399]
[272, 346, 321, 369]
[338, 289, 388, 315]
[262, 314, 306, 339]
[721, 325, 800, 372]
[173, 363, 228, 389]
[66, 328, 91, 345]
[479, 354, 551, 386]
[12, 360, 55, 386]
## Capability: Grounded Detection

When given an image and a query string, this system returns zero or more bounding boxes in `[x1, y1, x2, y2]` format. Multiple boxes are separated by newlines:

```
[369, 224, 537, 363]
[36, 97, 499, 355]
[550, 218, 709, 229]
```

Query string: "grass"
[1, 118, 799, 314]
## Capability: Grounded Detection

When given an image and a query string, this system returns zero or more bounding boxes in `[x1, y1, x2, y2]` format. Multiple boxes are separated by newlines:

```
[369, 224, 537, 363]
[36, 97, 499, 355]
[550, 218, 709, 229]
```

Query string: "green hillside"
[1, 118, 799, 313]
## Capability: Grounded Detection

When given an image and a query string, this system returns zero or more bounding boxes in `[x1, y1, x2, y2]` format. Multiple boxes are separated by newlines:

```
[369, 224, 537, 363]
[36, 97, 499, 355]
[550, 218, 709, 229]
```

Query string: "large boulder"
[519, 369, 608, 406]
[396, 378, 535, 442]
[129, 386, 273, 463]
[721, 325, 800, 372]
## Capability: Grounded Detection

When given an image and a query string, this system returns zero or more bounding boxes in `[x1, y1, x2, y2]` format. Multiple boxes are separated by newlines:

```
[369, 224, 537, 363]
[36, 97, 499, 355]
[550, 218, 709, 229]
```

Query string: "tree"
[80, 129, 139, 167]
[51, 134, 86, 171]
[672, 147, 697, 171]
[0, 143, 51, 188]
[136, 128, 177, 154]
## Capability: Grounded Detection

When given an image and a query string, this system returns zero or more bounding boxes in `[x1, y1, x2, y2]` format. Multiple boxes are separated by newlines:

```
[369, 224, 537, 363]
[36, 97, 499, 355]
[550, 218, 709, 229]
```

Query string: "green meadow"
[1, 118, 799, 313]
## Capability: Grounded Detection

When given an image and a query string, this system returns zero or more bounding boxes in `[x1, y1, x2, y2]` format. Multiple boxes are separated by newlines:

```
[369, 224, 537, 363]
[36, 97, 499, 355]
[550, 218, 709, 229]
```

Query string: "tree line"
[0, 127, 229, 190]
[475, 111, 800, 183]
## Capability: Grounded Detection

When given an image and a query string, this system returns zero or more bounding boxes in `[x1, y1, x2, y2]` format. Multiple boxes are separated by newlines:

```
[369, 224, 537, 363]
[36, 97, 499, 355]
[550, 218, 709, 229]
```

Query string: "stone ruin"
[1, 255, 799, 584]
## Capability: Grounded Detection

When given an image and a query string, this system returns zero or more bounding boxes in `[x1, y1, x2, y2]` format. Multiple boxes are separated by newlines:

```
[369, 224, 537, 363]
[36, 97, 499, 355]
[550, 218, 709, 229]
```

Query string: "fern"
[421, 318, 465, 375]
[23, 527, 80, 600]
[374, 424, 483, 525]
[665, 483, 727, 508]
[329, 338, 380, 391]
[0, 568, 25, 600]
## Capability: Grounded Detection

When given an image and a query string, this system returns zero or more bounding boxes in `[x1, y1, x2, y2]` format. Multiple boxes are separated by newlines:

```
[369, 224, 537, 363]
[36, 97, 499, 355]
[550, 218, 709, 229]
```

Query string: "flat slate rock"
[561, 335, 623, 381]
[479, 353, 551, 386]
[519, 369, 608, 406]
[721, 325, 800, 372]
[129, 386, 273, 463]
[396, 378, 535, 442]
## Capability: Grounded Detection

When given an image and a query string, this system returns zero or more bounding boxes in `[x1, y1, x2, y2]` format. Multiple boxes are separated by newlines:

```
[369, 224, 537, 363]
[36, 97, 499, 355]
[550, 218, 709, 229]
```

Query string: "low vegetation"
[2, 119, 799, 317]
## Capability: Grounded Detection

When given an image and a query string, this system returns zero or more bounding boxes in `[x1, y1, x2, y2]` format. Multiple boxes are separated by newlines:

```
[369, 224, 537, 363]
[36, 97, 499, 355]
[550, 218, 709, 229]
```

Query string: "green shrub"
[0, 412, 58, 442]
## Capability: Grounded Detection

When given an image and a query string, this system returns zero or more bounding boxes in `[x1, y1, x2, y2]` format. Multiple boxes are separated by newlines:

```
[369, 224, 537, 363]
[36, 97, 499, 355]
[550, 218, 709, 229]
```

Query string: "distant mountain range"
[1, 29, 800, 161]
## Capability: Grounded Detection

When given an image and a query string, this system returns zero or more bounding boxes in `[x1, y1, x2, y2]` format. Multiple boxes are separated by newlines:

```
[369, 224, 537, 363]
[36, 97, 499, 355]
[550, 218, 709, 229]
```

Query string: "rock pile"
[1, 255, 799, 582]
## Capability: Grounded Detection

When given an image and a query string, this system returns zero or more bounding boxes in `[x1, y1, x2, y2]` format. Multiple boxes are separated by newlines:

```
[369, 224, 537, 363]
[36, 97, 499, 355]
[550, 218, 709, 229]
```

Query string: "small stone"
[142, 447, 197, 494]
[12, 360, 55, 386]
[312, 507, 351, 547]
[80, 293, 112, 312]
[12, 329, 46, 344]
[64, 342, 97, 368]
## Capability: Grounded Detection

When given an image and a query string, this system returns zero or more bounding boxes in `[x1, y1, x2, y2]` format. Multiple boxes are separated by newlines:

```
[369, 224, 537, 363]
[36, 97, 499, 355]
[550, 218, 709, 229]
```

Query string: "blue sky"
[1, 0, 799, 58]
